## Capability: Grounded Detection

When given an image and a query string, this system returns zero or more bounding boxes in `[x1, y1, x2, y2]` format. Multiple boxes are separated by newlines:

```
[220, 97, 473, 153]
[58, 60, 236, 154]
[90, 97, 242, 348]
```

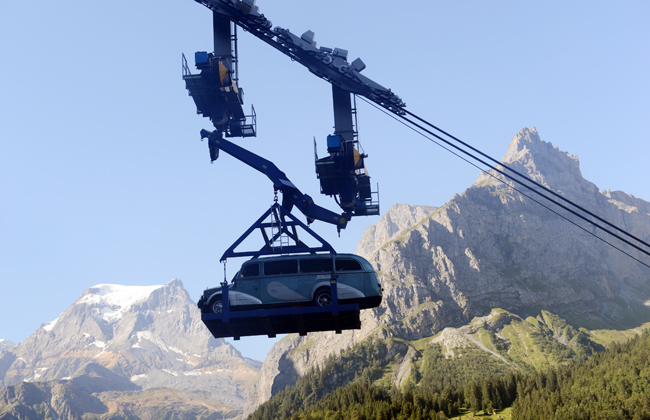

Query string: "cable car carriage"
[198, 204, 382, 340]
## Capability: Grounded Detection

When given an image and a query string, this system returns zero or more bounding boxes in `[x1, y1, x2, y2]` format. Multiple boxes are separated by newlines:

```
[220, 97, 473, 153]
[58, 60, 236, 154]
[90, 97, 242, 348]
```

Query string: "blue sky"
[1, 0, 648, 361]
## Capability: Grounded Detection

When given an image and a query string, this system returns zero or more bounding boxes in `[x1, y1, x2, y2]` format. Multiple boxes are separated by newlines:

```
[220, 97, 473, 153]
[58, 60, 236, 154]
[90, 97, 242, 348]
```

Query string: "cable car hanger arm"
[200, 129, 349, 230]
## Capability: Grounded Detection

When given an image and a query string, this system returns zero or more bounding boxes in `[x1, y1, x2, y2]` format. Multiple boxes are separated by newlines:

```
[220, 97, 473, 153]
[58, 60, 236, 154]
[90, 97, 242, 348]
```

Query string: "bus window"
[335, 258, 362, 272]
[240, 263, 260, 278]
[264, 259, 298, 275]
[299, 258, 333, 273]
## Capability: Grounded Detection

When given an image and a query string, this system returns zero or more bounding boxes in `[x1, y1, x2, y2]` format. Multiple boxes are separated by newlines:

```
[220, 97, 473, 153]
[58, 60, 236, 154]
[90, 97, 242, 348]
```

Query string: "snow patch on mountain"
[90, 341, 106, 349]
[183, 370, 217, 376]
[132, 331, 169, 352]
[0, 339, 17, 351]
[78, 284, 163, 323]
[42, 317, 59, 332]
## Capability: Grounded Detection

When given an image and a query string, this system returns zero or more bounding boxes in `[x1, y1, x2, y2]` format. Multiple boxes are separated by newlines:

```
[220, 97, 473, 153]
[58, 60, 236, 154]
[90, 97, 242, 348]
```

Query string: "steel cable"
[358, 97, 650, 266]
[401, 108, 650, 251]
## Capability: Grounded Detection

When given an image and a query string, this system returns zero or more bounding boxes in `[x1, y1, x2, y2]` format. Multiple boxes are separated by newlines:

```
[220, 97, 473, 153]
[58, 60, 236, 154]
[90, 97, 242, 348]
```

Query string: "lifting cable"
[358, 97, 650, 268]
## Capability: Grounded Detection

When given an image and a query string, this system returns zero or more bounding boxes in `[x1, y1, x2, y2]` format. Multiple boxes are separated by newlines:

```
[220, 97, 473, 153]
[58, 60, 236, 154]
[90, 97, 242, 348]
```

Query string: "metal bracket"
[220, 202, 336, 262]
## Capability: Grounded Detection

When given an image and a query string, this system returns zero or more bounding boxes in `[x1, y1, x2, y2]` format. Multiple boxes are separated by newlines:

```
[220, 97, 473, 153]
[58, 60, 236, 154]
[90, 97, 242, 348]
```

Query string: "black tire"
[313, 289, 332, 307]
[207, 296, 223, 314]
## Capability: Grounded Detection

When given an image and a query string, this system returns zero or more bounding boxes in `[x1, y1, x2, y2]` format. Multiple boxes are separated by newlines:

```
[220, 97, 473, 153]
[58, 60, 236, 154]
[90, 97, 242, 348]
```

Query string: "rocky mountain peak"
[476, 127, 597, 200]
[1, 278, 260, 409]
[501, 127, 573, 167]
[76, 282, 165, 325]
[0, 340, 16, 352]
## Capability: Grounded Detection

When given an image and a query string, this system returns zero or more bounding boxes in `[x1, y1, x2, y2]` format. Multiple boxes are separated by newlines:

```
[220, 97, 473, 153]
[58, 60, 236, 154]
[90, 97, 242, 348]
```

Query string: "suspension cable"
[358, 97, 650, 264]
[401, 108, 650, 251]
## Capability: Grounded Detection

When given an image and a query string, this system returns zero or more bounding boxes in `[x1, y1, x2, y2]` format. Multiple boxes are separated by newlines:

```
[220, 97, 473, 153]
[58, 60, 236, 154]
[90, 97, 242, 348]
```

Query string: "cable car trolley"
[186, 0, 390, 340]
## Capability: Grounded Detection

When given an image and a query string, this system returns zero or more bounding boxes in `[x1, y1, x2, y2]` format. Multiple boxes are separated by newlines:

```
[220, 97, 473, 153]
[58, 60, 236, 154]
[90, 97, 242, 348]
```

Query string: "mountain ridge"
[0, 341, 15, 353]
[242, 127, 650, 416]
[356, 203, 438, 258]
[0, 278, 260, 414]
[0, 362, 241, 419]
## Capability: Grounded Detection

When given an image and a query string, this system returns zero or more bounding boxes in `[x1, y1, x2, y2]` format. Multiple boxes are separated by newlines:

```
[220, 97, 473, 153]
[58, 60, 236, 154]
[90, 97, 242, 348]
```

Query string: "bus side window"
[241, 263, 260, 278]
[264, 260, 298, 275]
[299, 258, 333, 273]
[335, 258, 362, 272]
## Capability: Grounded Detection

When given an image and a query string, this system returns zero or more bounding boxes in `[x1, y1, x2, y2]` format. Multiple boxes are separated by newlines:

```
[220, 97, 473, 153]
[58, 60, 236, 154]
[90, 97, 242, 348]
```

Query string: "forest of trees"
[248, 330, 650, 420]
[248, 339, 389, 420]
[511, 329, 650, 419]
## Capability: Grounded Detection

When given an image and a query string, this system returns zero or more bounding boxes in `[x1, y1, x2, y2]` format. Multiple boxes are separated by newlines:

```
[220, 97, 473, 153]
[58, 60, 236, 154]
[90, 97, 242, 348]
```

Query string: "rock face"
[0, 340, 16, 353]
[243, 127, 650, 416]
[356, 203, 438, 258]
[0, 362, 241, 419]
[0, 364, 134, 420]
[0, 279, 259, 410]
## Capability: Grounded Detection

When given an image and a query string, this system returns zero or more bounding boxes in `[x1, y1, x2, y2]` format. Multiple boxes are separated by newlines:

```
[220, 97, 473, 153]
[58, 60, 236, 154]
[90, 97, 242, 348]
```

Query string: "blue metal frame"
[201, 129, 348, 231]
[202, 274, 360, 340]
[220, 203, 335, 261]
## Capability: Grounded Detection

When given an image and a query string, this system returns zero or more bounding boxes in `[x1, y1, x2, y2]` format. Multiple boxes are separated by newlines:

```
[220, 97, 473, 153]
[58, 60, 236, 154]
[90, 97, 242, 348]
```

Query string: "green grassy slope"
[247, 310, 650, 420]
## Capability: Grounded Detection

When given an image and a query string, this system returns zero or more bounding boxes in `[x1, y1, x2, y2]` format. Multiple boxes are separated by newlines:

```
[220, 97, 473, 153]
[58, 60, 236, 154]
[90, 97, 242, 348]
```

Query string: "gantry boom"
[193, 0, 406, 115]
